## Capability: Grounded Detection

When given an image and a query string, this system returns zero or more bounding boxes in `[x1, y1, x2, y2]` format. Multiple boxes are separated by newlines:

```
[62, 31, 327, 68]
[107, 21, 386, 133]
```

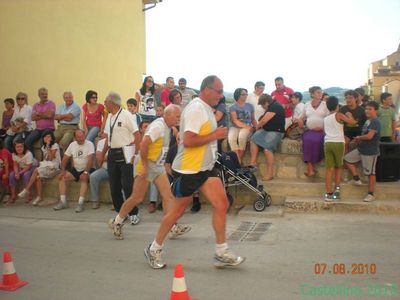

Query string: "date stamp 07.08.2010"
[299, 263, 398, 297]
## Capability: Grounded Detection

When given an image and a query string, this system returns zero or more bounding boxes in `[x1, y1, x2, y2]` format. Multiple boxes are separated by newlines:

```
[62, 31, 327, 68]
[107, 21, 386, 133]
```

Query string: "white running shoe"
[213, 248, 246, 268]
[169, 224, 192, 239]
[128, 214, 140, 225]
[32, 197, 41, 206]
[108, 219, 124, 240]
[18, 189, 28, 198]
[363, 194, 376, 202]
[349, 179, 363, 186]
[144, 244, 166, 269]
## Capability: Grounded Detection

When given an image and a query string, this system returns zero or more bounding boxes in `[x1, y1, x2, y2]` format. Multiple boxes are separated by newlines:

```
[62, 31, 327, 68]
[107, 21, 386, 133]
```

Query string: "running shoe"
[108, 218, 124, 240]
[129, 214, 140, 225]
[144, 244, 166, 269]
[324, 193, 334, 202]
[75, 203, 84, 213]
[333, 187, 341, 200]
[53, 201, 68, 211]
[18, 189, 28, 198]
[213, 248, 246, 268]
[363, 194, 376, 202]
[169, 224, 192, 239]
[32, 197, 41, 206]
[349, 179, 363, 186]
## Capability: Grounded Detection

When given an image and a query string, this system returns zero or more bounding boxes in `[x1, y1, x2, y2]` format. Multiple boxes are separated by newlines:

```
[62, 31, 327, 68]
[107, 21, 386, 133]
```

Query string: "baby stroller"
[216, 152, 272, 211]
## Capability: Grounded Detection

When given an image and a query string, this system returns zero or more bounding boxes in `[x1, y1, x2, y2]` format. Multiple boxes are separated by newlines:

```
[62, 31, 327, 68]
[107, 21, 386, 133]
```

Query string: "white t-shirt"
[104, 109, 138, 149]
[293, 102, 305, 121]
[303, 101, 329, 130]
[145, 118, 166, 142]
[172, 98, 217, 174]
[65, 140, 95, 172]
[11, 104, 33, 131]
[96, 138, 108, 169]
[12, 151, 36, 169]
[41, 143, 61, 168]
[136, 89, 156, 116]
[324, 113, 345, 143]
[246, 92, 264, 122]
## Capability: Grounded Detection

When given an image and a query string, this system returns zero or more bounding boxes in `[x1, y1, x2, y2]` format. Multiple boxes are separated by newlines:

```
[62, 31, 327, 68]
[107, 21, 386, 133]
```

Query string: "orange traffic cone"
[0, 252, 28, 291]
[170, 264, 197, 300]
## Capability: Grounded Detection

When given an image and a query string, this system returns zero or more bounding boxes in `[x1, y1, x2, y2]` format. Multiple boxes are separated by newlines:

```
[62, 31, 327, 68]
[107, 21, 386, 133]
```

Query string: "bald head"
[163, 104, 181, 127]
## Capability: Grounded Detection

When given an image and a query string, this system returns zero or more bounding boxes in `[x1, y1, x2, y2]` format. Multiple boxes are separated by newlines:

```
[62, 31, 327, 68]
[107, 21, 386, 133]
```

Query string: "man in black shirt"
[340, 90, 367, 152]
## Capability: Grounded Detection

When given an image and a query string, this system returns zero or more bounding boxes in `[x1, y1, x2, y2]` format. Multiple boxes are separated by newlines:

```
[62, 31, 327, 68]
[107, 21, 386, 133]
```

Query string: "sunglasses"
[208, 87, 224, 95]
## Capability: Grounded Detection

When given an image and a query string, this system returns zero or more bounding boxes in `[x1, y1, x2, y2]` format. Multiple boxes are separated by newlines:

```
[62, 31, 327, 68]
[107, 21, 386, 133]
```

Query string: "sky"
[145, 0, 400, 93]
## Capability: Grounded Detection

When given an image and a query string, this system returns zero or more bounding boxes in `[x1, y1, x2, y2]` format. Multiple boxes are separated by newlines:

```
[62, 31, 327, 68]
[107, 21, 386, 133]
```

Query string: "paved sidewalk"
[0, 203, 399, 300]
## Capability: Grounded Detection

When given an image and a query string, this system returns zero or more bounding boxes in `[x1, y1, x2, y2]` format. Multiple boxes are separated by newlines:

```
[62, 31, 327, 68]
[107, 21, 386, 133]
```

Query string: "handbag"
[285, 122, 306, 140]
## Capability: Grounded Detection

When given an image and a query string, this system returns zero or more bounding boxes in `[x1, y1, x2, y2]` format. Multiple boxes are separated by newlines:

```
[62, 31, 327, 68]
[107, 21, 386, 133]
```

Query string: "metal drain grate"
[228, 222, 271, 242]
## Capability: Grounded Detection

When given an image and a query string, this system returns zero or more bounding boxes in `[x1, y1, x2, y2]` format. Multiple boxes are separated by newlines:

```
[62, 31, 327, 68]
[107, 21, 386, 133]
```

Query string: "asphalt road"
[0, 203, 399, 300]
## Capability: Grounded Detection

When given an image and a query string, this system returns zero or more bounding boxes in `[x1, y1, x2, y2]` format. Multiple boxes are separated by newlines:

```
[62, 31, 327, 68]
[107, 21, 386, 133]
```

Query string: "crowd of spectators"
[0, 76, 399, 208]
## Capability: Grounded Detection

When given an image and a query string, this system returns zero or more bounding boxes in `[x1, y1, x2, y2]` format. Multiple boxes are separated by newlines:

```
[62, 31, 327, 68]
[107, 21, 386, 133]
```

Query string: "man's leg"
[200, 176, 245, 267]
[107, 160, 123, 212]
[368, 175, 376, 194]
[24, 129, 41, 153]
[54, 171, 74, 210]
[155, 173, 192, 238]
[117, 176, 149, 221]
[199, 177, 228, 244]
[154, 196, 192, 246]
[53, 126, 63, 144]
[59, 129, 75, 153]
[89, 168, 108, 203]
[154, 174, 174, 213]
[109, 176, 149, 239]
[75, 172, 89, 213]
[121, 162, 138, 217]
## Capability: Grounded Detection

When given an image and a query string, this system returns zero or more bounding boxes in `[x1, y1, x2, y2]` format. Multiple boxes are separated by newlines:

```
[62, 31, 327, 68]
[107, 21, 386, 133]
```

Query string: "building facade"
[367, 43, 400, 111]
[0, 0, 146, 108]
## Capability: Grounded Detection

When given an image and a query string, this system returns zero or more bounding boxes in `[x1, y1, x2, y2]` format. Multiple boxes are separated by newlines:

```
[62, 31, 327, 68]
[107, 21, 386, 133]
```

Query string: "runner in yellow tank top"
[145, 75, 246, 269]
[108, 104, 191, 240]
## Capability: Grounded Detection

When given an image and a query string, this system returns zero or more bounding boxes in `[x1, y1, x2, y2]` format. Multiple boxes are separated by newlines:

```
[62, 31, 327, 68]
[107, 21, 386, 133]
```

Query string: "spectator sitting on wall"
[53, 129, 95, 213]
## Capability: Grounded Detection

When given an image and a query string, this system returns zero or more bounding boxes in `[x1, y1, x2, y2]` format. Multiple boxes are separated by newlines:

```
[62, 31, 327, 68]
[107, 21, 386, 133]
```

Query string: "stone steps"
[262, 178, 400, 201]
[284, 197, 400, 214]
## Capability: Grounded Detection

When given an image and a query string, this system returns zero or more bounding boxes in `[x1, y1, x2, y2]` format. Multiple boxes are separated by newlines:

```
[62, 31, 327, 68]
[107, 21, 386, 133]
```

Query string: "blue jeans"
[89, 168, 108, 202]
[25, 129, 52, 153]
[86, 126, 100, 143]
[4, 132, 30, 152]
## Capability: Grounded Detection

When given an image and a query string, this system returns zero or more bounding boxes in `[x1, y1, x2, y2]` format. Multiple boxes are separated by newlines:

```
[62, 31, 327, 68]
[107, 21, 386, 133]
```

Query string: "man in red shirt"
[271, 77, 294, 129]
[160, 77, 175, 106]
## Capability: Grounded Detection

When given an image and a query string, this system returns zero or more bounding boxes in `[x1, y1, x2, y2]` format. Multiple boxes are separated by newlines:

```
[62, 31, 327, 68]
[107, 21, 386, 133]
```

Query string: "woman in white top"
[135, 76, 162, 123]
[8, 139, 38, 203]
[4, 92, 32, 151]
[17, 130, 61, 205]
[299, 86, 329, 177]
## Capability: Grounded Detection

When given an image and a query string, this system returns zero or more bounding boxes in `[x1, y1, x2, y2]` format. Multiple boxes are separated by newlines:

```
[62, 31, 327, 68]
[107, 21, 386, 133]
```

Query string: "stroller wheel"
[265, 193, 272, 207]
[253, 198, 266, 212]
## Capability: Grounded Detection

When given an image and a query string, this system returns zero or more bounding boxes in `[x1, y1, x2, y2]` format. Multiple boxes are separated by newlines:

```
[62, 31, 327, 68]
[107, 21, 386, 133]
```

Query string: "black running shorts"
[172, 168, 219, 198]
